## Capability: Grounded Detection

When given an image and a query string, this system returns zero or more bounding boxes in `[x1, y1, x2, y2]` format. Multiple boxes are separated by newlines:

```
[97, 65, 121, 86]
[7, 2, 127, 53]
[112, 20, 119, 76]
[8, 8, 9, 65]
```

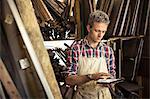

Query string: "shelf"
[107, 35, 144, 41]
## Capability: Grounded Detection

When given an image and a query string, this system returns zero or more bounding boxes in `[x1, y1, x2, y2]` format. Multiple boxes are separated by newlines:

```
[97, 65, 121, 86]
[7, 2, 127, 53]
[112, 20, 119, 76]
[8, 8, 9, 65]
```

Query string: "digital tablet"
[97, 78, 123, 84]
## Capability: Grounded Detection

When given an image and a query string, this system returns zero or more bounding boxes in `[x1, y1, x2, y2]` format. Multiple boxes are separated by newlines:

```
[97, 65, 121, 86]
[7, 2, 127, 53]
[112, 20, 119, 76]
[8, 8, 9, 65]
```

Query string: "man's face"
[87, 22, 108, 43]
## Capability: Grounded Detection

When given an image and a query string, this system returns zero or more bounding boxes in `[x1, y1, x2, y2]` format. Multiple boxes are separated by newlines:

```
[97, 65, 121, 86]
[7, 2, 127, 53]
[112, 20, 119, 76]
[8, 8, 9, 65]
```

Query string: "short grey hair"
[88, 10, 110, 27]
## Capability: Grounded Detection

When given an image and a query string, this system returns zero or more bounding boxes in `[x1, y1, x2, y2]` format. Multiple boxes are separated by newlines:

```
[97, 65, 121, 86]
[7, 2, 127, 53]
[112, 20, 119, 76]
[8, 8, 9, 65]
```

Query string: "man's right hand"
[91, 72, 111, 80]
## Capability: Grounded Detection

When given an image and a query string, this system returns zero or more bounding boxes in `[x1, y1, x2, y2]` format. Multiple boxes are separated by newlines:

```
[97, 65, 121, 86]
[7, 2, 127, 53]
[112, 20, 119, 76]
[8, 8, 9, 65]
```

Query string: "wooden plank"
[136, 0, 144, 35]
[0, 81, 6, 99]
[46, 0, 63, 15]
[143, 0, 150, 35]
[103, 0, 110, 13]
[123, 7, 131, 36]
[32, 0, 53, 21]
[128, 0, 139, 36]
[105, 0, 122, 38]
[131, 39, 144, 80]
[0, 58, 21, 99]
[55, 0, 66, 9]
[130, 0, 141, 36]
[97, 0, 105, 11]
[112, 0, 124, 36]
[136, 76, 143, 97]
[89, 0, 93, 12]
[69, 0, 75, 16]
[93, 0, 97, 11]
[74, 0, 81, 40]
[8, 0, 62, 98]
[118, 0, 130, 36]
[79, 0, 91, 37]
[1, 0, 41, 98]
[107, 0, 114, 16]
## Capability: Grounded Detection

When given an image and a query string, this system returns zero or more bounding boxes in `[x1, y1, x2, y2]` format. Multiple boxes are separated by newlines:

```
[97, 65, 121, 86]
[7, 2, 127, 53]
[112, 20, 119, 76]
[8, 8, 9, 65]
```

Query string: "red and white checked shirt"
[66, 37, 116, 77]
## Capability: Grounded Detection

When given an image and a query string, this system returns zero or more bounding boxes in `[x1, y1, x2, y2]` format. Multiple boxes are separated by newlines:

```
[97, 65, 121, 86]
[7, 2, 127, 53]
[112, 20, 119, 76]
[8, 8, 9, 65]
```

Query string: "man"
[65, 10, 116, 99]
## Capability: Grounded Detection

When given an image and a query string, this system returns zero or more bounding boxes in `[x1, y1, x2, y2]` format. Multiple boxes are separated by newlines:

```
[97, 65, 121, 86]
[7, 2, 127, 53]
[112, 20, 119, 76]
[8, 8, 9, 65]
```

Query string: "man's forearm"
[65, 72, 111, 86]
[65, 75, 91, 86]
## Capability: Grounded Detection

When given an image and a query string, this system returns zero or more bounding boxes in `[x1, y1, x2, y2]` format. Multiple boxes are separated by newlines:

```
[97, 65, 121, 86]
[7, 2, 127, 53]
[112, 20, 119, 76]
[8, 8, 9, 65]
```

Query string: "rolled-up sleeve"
[108, 48, 116, 78]
[66, 48, 78, 76]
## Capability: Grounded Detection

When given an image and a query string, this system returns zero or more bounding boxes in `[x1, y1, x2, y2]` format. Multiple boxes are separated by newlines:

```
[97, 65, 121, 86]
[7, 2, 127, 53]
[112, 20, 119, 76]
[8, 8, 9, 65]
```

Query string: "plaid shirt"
[66, 37, 116, 77]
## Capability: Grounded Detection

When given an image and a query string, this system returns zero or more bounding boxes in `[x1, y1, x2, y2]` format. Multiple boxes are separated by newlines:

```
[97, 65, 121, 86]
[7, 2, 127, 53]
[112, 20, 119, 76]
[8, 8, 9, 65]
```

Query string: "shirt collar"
[82, 36, 103, 48]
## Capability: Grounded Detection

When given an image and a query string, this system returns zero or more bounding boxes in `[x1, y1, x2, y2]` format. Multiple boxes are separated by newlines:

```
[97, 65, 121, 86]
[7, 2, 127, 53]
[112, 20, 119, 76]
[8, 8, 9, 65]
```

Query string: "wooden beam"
[107, 0, 114, 16]
[46, 0, 64, 16]
[32, 0, 53, 21]
[74, 0, 81, 40]
[123, 7, 131, 36]
[0, 81, 6, 99]
[106, 0, 123, 37]
[89, 0, 93, 12]
[12, 0, 62, 98]
[103, 0, 110, 13]
[112, 0, 124, 36]
[97, 0, 105, 11]
[1, 0, 43, 97]
[136, 0, 144, 35]
[143, 0, 150, 35]
[130, 0, 141, 36]
[118, 0, 130, 36]
[93, 0, 97, 11]
[69, 0, 75, 16]
[0, 58, 21, 99]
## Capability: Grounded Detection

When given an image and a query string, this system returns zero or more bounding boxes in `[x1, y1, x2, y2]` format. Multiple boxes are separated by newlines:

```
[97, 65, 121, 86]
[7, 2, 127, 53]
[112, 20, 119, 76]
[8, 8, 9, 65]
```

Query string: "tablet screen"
[97, 78, 123, 84]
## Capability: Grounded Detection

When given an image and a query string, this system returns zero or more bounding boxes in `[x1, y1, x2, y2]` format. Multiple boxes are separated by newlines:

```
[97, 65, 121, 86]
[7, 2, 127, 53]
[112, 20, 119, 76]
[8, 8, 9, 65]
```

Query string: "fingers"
[101, 76, 111, 79]
[92, 72, 111, 80]
[102, 84, 109, 87]
[99, 72, 111, 76]
[97, 72, 111, 79]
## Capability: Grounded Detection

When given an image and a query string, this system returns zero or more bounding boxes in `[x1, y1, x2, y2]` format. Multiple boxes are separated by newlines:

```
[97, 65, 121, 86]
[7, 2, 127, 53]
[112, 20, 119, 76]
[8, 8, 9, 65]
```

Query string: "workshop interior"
[0, 0, 149, 99]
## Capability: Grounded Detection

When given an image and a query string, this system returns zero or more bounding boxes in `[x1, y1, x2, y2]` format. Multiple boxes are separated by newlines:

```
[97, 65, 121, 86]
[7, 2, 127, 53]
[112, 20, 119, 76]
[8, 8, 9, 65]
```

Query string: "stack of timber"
[106, 0, 149, 37]
[1, 0, 149, 98]
[78, 0, 149, 38]
[32, 0, 77, 40]
[1, 0, 63, 98]
[1, 0, 46, 98]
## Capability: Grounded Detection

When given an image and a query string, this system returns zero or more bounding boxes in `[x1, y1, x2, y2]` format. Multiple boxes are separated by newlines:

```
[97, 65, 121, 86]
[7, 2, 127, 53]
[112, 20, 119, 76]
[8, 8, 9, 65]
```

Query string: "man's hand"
[91, 72, 111, 80]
